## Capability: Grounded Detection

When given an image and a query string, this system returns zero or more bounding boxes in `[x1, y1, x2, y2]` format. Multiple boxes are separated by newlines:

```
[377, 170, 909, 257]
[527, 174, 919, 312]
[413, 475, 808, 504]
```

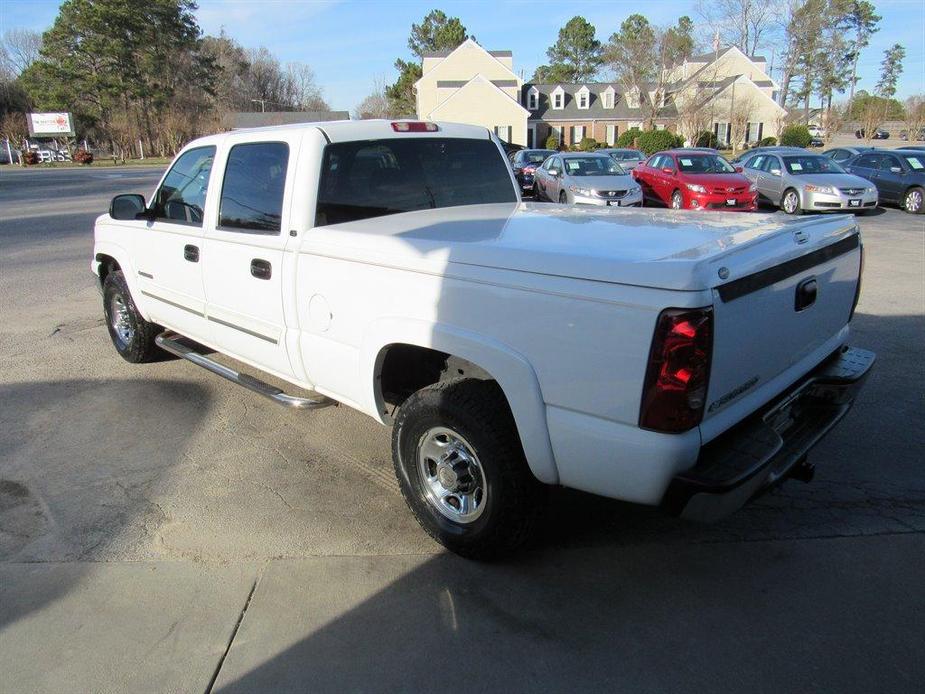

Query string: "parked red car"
[632, 149, 758, 211]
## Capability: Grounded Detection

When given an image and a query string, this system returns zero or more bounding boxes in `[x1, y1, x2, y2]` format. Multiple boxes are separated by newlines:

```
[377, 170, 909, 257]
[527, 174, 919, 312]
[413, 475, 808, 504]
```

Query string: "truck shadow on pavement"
[0, 377, 209, 629]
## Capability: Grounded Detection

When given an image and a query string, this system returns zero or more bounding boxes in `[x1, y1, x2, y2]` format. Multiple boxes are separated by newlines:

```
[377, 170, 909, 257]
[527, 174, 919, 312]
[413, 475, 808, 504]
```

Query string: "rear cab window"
[315, 137, 517, 227]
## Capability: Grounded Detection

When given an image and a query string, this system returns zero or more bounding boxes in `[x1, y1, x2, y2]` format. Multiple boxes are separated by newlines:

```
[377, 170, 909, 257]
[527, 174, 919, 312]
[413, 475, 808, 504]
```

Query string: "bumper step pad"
[663, 346, 875, 522]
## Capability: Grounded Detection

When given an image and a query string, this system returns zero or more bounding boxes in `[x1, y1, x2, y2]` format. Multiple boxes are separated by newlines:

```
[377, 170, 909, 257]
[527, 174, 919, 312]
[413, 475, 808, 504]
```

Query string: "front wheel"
[559, 190, 568, 204]
[904, 187, 924, 214]
[391, 379, 545, 559]
[782, 188, 802, 215]
[670, 190, 684, 209]
[102, 270, 162, 363]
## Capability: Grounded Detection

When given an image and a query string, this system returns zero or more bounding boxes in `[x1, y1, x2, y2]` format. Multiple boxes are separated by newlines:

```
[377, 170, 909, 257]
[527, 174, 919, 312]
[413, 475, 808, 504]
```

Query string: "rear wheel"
[904, 186, 924, 214]
[102, 270, 161, 363]
[782, 188, 802, 215]
[391, 379, 545, 559]
[671, 190, 684, 209]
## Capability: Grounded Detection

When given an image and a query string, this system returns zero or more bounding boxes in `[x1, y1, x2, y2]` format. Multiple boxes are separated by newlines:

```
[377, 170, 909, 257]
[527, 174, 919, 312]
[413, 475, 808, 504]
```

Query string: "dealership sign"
[27, 112, 76, 137]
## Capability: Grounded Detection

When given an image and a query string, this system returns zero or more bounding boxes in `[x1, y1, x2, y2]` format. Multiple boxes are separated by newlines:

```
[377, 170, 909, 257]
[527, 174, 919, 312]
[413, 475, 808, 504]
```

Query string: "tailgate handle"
[795, 277, 817, 312]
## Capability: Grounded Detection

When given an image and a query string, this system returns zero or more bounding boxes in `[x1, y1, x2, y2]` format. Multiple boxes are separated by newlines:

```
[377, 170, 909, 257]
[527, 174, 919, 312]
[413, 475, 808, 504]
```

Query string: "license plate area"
[607, 200, 620, 207]
[848, 199, 861, 207]
[726, 198, 737, 206]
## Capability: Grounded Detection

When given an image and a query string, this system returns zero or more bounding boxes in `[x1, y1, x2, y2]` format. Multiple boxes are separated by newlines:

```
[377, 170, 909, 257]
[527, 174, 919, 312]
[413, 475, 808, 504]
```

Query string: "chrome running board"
[155, 331, 335, 410]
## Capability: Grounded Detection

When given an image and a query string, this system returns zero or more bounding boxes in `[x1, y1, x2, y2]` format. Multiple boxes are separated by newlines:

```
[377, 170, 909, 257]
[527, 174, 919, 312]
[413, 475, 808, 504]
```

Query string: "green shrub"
[695, 131, 717, 148]
[616, 127, 643, 148]
[578, 137, 599, 152]
[636, 129, 684, 155]
[544, 134, 559, 150]
[779, 125, 811, 148]
[758, 136, 777, 146]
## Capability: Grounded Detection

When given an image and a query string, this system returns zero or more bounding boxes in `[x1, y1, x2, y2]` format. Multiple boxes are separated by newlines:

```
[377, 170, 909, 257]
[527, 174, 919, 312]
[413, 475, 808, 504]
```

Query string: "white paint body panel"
[93, 120, 861, 505]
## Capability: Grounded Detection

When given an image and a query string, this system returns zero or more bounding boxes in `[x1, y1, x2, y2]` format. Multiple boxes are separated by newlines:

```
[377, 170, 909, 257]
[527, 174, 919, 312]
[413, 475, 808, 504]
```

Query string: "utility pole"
[251, 99, 268, 112]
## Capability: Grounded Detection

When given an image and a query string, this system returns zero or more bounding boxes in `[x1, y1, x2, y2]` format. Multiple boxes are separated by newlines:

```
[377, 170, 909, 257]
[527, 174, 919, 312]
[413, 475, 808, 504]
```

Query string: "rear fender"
[361, 318, 559, 485]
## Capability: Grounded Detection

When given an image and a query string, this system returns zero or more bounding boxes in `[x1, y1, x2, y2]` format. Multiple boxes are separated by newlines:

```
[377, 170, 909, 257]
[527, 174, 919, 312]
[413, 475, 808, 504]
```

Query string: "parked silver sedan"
[533, 152, 643, 207]
[597, 148, 646, 170]
[739, 151, 878, 214]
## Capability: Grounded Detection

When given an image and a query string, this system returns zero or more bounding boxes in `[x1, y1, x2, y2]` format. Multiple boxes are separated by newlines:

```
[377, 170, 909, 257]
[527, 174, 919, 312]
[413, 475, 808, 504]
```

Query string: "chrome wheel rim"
[784, 191, 799, 213]
[110, 294, 133, 347]
[671, 192, 682, 209]
[416, 426, 487, 524]
[906, 190, 922, 213]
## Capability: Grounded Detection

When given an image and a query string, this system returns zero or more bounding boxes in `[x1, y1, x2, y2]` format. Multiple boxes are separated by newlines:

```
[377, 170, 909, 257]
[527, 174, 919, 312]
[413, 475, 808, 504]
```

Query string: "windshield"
[618, 151, 643, 161]
[783, 156, 846, 175]
[562, 156, 626, 176]
[523, 150, 555, 164]
[675, 154, 735, 173]
[903, 154, 924, 170]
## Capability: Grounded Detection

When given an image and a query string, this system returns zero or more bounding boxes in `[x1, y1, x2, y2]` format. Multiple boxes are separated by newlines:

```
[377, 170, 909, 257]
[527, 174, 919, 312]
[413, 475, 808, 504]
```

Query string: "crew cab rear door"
[201, 132, 300, 379]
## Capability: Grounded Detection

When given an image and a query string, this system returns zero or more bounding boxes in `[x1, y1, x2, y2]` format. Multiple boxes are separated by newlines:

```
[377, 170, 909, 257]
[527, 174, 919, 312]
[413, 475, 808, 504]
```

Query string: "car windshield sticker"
[906, 157, 923, 170]
[791, 162, 803, 171]
[567, 161, 580, 171]
[680, 158, 693, 166]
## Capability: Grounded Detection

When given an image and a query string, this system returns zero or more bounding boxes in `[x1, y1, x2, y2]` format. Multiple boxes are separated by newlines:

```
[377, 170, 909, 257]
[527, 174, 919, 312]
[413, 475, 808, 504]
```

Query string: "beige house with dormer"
[416, 42, 786, 150]
[415, 39, 529, 146]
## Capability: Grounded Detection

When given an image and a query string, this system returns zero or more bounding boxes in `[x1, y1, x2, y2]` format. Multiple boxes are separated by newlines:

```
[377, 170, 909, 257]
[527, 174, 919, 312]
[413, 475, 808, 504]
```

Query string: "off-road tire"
[102, 270, 162, 363]
[391, 379, 546, 560]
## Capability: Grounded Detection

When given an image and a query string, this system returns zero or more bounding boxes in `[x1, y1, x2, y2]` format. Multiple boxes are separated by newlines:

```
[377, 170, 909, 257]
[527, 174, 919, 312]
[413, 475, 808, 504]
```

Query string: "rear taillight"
[391, 121, 438, 132]
[849, 243, 864, 321]
[639, 307, 713, 433]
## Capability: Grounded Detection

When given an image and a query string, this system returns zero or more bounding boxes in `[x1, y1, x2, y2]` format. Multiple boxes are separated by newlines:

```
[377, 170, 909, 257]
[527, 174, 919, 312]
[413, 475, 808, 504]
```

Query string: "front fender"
[361, 317, 559, 485]
[93, 239, 151, 322]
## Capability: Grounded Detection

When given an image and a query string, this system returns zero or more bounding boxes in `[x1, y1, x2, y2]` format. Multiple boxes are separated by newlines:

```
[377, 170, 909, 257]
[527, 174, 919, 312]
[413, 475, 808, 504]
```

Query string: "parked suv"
[632, 149, 757, 210]
[509, 149, 556, 195]
[844, 149, 925, 214]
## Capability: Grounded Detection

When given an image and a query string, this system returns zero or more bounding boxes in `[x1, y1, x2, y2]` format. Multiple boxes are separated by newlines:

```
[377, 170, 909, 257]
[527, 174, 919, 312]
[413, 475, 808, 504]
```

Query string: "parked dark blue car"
[844, 149, 925, 214]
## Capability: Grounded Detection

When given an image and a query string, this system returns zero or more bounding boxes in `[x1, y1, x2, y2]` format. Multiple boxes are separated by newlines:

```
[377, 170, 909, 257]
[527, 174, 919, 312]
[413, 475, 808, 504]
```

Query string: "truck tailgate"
[702, 223, 862, 441]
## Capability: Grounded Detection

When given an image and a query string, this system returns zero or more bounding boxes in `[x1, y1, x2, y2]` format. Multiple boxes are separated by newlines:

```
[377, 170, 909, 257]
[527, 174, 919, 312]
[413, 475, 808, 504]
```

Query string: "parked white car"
[93, 120, 874, 558]
[534, 152, 643, 206]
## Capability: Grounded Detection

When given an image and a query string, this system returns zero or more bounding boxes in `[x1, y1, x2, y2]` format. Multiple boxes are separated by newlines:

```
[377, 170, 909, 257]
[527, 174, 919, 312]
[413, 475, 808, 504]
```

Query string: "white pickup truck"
[93, 120, 874, 558]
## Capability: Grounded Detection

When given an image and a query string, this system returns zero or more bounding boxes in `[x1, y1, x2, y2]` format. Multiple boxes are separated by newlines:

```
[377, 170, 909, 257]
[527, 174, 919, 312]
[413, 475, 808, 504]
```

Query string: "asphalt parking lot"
[1, 165, 923, 693]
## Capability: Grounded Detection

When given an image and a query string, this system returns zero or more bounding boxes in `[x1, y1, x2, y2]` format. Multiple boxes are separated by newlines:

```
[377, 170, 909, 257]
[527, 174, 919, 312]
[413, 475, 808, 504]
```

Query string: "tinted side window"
[219, 142, 289, 234]
[764, 156, 781, 172]
[880, 156, 900, 171]
[854, 154, 880, 169]
[315, 138, 516, 227]
[153, 146, 216, 226]
[745, 155, 764, 170]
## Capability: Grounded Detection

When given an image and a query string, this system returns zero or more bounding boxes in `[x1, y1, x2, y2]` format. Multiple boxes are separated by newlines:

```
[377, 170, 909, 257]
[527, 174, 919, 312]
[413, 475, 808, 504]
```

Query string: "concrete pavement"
[1, 165, 923, 692]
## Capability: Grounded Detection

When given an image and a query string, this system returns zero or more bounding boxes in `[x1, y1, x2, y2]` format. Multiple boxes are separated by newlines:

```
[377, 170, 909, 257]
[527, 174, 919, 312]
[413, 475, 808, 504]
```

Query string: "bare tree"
[859, 98, 888, 144]
[0, 28, 42, 78]
[904, 95, 925, 142]
[728, 92, 757, 154]
[354, 77, 392, 119]
[696, 0, 783, 56]
[286, 62, 329, 111]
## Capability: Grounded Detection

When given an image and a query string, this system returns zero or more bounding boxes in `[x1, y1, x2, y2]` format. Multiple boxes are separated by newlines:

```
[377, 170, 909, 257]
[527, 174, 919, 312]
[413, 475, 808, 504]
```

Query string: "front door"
[134, 145, 216, 341]
[761, 155, 784, 202]
[877, 154, 905, 202]
[202, 136, 299, 379]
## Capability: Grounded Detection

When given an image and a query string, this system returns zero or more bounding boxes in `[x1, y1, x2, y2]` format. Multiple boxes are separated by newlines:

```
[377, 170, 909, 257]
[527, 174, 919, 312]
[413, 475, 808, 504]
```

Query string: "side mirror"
[661, 166, 675, 174]
[770, 169, 782, 177]
[735, 166, 744, 173]
[548, 168, 559, 177]
[890, 166, 902, 173]
[110, 194, 148, 220]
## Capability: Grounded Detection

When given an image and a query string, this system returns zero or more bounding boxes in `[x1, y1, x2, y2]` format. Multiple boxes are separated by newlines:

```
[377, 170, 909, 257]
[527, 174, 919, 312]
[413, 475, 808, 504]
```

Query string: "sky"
[2, 0, 923, 113]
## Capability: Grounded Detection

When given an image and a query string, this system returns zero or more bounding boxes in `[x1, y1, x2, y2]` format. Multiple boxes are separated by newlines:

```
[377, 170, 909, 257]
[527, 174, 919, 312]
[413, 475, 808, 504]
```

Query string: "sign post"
[27, 112, 76, 138]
